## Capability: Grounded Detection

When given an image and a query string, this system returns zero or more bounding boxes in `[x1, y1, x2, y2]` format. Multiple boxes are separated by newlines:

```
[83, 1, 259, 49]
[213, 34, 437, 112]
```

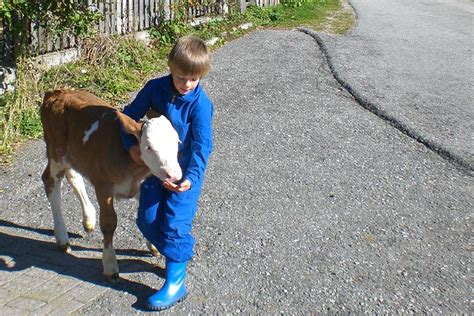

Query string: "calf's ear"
[116, 111, 144, 141]
[146, 109, 162, 119]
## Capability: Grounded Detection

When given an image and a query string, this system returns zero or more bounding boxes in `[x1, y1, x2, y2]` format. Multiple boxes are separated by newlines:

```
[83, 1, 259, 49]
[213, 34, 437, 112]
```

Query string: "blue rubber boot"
[147, 259, 188, 311]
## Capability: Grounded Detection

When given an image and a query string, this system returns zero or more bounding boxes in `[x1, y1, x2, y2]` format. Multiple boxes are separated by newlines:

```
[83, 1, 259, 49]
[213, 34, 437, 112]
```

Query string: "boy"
[120, 35, 213, 310]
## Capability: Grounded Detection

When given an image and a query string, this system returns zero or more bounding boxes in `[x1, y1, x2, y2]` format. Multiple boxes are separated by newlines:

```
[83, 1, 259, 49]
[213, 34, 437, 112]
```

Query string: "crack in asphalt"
[298, 27, 473, 174]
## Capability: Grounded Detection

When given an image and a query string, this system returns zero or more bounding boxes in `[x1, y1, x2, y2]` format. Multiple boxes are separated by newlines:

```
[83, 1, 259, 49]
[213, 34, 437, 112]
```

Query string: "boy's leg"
[155, 186, 201, 262]
[136, 176, 166, 246]
[146, 185, 202, 311]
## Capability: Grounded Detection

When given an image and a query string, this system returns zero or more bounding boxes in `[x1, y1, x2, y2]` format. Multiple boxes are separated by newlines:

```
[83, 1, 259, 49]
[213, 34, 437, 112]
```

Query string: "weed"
[245, 5, 282, 25]
[0, 58, 43, 159]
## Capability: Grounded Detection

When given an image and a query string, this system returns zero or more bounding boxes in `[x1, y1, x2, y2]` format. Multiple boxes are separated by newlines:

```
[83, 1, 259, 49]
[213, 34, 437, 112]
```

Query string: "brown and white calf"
[40, 89, 181, 281]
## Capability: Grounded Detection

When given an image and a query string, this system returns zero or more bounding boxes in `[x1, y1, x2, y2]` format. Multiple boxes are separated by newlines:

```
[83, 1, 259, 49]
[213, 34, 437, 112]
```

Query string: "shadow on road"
[0, 219, 162, 311]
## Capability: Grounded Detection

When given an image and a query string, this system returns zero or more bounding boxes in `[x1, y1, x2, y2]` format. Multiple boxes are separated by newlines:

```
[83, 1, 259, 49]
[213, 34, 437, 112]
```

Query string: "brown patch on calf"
[146, 109, 162, 119]
[116, 110, 144, 142]
[41, 164, 55, 196]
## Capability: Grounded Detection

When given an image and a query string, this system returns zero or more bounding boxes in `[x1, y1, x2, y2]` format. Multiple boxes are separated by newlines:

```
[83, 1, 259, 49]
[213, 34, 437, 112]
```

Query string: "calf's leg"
[95, 185, 119, 282]
[42, 159, 70, 252]
[65, 169, 96, 233]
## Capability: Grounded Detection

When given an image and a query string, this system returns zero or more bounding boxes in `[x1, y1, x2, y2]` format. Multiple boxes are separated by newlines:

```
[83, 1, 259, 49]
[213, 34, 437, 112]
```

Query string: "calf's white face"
[140, 116, 182, 183]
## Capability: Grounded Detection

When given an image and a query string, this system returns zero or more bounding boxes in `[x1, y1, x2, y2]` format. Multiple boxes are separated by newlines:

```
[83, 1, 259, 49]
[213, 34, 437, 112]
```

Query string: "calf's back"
[40, 89, 144, 190]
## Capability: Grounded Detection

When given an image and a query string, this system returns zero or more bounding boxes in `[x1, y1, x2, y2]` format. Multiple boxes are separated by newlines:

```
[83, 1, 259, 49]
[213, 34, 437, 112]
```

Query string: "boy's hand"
[163, 179, 191, 193]
[129, 145, 145, 165]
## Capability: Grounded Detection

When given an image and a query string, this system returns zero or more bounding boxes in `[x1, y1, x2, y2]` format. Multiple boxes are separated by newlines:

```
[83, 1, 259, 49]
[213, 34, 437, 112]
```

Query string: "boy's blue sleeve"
[120, 81, 154, 151]
[184, 98, 214, 186]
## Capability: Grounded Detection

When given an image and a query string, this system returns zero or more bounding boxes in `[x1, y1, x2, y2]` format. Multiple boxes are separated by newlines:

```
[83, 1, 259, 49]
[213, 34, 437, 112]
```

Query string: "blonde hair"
[168, 36, 210, 77]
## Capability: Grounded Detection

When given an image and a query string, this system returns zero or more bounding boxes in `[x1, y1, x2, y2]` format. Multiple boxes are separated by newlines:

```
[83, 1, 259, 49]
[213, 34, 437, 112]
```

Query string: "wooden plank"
[121, 0, 126, 33]
[151, 0, 157, 27]
[138, 0, 141, 31]
[143, 0, 148, 29]
[165, 0, 171, 20]
[150, 0, 154, 27]
[105, 0, 111, 35]
[118, 0, 123, 34]
[155, 0, 161, 25]
[109, 0, 114, 35]
[139, 0, 144, 30]
[47, 29, 54, 54]
[146, 0, 151, 29]
[71, 32, 76, 48]
[110, 0, 117, 35]
[128, 0, 134, 33]
[63, 33, 69, 51]
[124, 0, 129, 33]
[123, 0, 127, 33]
[38, 26, 46, 55]
[149, 0, 154, 27]
[102, 0, 108, 35]
[29, 22, 39, 56]
[54, 34, 60, 52]
[99, 0, 105, 33]
[134, 0, 139, 31]
[133, 0, 139, 31]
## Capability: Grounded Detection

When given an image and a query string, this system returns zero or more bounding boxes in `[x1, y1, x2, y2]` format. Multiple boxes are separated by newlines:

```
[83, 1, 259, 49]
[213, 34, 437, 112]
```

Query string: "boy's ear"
[116, 111, 144, 141]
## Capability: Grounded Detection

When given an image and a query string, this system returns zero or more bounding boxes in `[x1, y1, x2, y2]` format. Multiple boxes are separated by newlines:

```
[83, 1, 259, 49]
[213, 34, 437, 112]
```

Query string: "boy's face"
[171, 71, 200, 95]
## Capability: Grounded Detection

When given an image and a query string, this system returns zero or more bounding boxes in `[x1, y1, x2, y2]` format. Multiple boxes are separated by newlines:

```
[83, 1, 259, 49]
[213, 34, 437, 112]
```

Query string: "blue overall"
[120, 75, 213, 262]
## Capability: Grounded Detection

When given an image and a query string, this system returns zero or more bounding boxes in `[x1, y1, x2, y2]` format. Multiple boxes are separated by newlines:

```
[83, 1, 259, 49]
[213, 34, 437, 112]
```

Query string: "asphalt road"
[0, 0, 472, 314]
[311, 0, 473, 170]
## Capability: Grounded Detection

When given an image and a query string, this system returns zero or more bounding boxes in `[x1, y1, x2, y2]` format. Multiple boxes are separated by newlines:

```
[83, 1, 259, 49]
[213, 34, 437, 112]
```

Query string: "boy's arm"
[120, 81, 154, 151]
[183, 100, 214, 187]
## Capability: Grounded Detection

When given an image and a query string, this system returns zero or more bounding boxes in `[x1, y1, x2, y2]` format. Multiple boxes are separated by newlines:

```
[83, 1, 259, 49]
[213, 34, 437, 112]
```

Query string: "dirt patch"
[322, 0, 356, 35]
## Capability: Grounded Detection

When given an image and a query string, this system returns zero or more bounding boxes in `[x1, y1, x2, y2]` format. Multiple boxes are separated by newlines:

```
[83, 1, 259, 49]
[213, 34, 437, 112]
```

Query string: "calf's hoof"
[57, 243, 71, 254]
[104, 272, 120, 283]
[83, 222, 95, 233]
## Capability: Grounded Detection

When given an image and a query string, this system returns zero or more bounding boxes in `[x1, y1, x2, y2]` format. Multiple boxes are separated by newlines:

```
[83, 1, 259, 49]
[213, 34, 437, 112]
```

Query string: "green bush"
[0, 0, 102, 56]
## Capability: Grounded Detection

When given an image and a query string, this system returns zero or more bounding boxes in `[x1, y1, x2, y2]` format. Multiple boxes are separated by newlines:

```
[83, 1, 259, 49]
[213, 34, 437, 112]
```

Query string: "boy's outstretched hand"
[163, 179, 191, 193]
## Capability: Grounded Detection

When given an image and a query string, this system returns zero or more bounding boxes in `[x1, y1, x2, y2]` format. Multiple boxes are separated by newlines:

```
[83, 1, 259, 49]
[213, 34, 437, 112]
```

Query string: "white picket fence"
[29, 0, 227, 57]
[0, 0, 279, 63]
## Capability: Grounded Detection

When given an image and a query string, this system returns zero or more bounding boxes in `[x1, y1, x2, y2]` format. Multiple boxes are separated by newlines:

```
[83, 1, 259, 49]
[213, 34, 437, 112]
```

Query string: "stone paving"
[0, 205, 166, 315]
[0, 228, 110, 315]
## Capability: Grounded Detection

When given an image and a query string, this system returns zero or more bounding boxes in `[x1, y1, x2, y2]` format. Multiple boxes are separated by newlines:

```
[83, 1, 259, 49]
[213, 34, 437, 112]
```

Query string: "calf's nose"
[165, 167, 182, 183]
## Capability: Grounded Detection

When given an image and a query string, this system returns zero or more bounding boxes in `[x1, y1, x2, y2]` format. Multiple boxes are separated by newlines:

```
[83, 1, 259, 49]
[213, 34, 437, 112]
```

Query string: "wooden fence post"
[239, 0, 255, 12]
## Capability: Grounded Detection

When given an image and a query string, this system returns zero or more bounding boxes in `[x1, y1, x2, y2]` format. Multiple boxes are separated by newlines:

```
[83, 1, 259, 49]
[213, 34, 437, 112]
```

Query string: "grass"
[271, 0, 341, 29]
[0, 0, 355, 162]
[41, 36, 168, 105]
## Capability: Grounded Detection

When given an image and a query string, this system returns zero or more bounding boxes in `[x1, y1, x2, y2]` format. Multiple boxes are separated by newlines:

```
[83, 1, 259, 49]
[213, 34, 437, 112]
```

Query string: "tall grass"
[0, 58, 43, 160]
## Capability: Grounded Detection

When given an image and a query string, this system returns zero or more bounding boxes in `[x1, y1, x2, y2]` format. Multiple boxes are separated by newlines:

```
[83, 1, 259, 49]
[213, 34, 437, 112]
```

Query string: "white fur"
[83, 120, 99, 144]
[48, 159, 69, 247]
[102, 243, 119, 277]
[112, 178, 144, 198]
[140, 116, 182, 182]
[65, 168, 96, 231]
